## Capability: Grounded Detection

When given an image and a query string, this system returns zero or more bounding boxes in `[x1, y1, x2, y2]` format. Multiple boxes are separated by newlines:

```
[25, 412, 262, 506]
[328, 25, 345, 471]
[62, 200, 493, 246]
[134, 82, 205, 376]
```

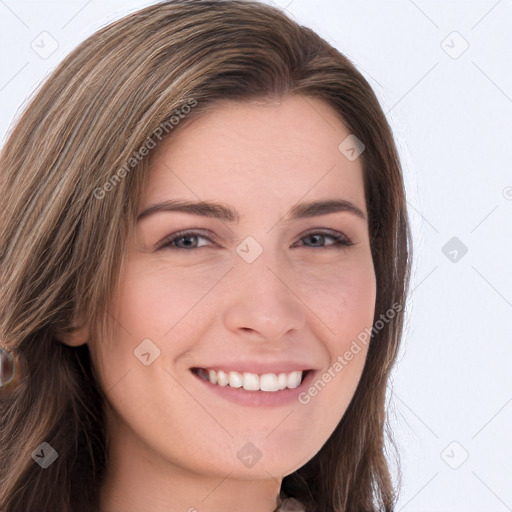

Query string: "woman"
[0, 1, 412, 511]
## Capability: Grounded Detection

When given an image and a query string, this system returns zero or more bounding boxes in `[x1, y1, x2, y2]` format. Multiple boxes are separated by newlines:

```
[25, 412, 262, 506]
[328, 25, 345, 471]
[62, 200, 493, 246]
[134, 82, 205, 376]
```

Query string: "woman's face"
[90, 94, 376, 482]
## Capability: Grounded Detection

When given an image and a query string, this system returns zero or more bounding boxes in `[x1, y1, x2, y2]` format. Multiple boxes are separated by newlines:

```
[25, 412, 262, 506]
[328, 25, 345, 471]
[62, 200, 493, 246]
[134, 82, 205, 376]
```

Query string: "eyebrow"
[137, 198, 366, 223]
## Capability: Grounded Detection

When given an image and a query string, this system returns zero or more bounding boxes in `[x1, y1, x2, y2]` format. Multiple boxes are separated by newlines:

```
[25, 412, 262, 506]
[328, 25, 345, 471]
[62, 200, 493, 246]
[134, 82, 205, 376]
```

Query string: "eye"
[156, 230, 214, 251]
[294, 229, 353, 249]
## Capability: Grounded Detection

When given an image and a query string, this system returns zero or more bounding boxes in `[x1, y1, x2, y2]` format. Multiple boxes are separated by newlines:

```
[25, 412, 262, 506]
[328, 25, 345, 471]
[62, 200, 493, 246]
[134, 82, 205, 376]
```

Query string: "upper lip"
[190, 360, 315, 374]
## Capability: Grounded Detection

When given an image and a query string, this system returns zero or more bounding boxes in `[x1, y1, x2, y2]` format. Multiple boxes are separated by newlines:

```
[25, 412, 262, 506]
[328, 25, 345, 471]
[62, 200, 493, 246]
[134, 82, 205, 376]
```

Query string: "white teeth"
[286, 371, 302, 389]
[216, 370, 228, 387]
[228, 371, 243, 388]
[242, 372, 259, 391]
[197, 368, 305, 392]
[260, 373, 278, 392]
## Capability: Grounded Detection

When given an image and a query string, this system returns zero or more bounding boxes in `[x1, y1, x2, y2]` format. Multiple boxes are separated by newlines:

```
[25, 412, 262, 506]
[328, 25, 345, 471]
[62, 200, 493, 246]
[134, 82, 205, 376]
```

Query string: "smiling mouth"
[190, 367, 310, 392]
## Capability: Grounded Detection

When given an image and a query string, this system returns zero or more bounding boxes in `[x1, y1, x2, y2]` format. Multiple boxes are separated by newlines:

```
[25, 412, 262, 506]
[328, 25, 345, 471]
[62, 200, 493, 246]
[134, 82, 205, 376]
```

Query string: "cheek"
[111, 257, 227, 339]
[93, 258, 229, 396]
[294, 259, 375, 416]
[295, 254, 376, 343]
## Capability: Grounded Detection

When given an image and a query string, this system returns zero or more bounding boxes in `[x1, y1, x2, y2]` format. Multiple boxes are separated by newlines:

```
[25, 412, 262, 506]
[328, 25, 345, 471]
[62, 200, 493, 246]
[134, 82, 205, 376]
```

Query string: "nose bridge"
[222, 240, 305, 339]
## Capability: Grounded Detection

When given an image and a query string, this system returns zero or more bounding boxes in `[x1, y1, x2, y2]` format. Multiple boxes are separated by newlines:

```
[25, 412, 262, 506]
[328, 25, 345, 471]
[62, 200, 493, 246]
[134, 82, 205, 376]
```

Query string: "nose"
[221, 248, 306, 342]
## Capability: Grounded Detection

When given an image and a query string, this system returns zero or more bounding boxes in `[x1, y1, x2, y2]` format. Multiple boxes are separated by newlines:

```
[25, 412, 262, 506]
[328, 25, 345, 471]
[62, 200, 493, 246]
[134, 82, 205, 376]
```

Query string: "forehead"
[141, 95, 366, 216]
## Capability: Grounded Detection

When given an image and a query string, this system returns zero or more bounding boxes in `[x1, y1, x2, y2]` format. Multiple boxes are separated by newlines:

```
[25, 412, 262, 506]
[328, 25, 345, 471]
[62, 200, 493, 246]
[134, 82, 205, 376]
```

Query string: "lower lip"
[190, 369, 316, 407]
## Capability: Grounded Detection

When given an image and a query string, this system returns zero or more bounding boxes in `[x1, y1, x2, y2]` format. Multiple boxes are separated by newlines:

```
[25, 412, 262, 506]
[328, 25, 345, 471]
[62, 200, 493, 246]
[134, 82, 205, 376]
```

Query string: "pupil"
[310, 234, 322, 246]
[179, 235, 196, 248]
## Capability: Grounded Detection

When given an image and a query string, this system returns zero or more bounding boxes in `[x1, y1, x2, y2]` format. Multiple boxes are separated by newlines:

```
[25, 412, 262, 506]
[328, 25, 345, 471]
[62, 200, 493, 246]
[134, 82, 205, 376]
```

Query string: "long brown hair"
[0, 1, 412, 510]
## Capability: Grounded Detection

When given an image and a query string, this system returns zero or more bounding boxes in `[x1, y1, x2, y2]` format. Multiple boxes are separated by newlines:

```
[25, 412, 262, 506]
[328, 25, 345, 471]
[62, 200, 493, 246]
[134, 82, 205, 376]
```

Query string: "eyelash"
[156, 229, 353, 251]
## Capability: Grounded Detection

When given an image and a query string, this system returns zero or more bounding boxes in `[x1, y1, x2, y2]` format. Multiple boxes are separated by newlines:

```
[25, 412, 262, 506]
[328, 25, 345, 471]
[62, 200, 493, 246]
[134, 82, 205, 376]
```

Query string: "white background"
[1, 1, 511, 510]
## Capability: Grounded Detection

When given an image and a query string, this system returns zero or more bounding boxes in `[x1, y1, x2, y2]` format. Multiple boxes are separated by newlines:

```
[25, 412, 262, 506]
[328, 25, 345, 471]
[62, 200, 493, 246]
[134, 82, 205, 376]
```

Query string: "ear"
[55, 326, 89, 347]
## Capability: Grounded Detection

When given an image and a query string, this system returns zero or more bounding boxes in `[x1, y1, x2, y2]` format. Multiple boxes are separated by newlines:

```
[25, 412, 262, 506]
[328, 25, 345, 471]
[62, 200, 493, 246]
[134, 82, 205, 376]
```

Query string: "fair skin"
[61, 94, 376, 511]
